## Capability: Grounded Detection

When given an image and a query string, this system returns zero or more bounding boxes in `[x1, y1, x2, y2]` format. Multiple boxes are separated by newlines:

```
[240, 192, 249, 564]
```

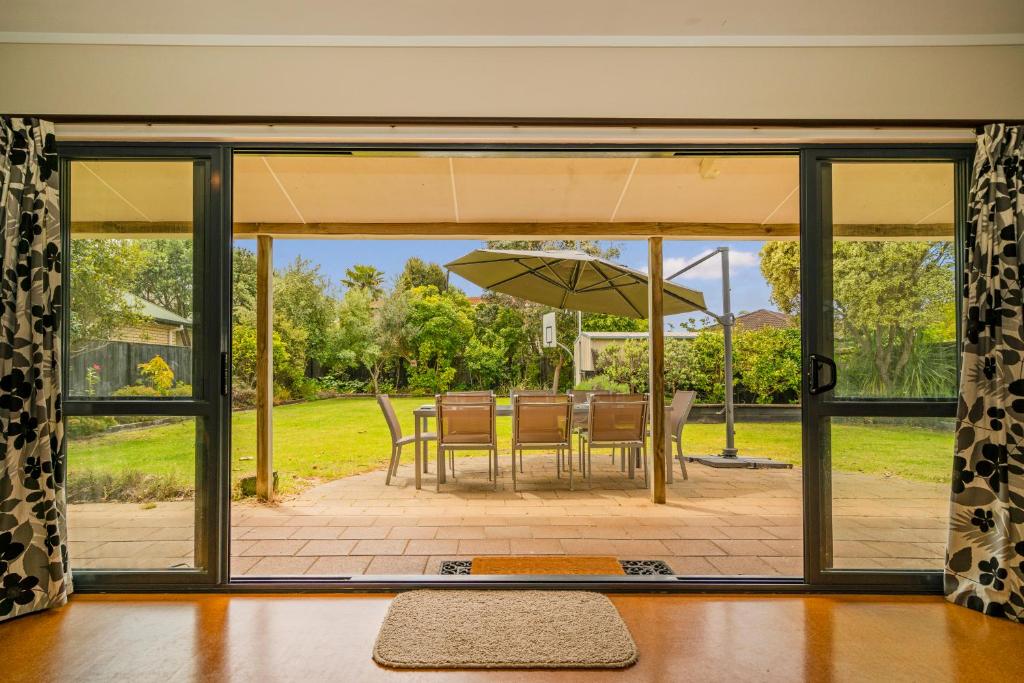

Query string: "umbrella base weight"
[688, 455, 793, 469]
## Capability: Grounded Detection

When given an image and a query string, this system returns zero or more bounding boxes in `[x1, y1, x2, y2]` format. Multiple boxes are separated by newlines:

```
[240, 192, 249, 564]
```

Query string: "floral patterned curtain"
[946, 124, 1024, 622]
[0, 117, 69, 621]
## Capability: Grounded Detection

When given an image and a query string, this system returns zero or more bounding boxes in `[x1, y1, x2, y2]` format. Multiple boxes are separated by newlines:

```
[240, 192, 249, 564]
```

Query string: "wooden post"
[648, 237, 667, 504]
[256, 236, 274, 502]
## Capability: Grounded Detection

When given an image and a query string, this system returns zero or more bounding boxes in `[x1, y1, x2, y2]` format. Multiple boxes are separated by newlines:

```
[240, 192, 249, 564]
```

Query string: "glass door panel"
[62, 150, 229, 586]
[802, 148, 969, 587]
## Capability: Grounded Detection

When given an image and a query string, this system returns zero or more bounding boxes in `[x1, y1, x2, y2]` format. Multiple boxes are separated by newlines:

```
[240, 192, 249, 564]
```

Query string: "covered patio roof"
[70, 154, 954, 240]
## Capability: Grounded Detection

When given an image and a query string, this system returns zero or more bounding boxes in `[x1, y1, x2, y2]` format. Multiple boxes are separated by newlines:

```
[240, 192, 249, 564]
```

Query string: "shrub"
[575, 375, 630, 393]
[733, 327, 801, 403]
[66, 469, 194, 504]
[67, 416, 118, 438]
[594, 340, 649, 392]
[138, 355, 174, 392]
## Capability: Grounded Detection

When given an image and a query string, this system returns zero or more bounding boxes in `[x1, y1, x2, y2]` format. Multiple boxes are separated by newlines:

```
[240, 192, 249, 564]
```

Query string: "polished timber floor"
[1, 593, 1020, 682]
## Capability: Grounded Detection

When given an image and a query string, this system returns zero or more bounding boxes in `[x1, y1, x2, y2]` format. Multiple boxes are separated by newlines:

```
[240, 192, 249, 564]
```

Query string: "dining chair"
[667, 390, 697, 481]
[509, 389, 554, 471]
[578, 394, 649, 485]
[435, 393, 498, 492]
[377, 394, 436, 486]
[511, 394, 573, 491]
[590, 391, 641, 472]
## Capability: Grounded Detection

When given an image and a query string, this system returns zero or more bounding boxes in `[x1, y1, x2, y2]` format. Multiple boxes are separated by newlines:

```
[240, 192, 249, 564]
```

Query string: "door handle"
[808, 354, 837, 395]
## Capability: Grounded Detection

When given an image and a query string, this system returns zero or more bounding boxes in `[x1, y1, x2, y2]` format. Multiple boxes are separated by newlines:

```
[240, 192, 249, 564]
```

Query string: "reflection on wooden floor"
[1, 593, 1020, 682]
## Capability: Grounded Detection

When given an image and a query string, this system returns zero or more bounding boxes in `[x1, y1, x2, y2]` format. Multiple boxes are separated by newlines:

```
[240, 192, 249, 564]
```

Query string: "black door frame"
[58, 143, 233, 589]
[799, 145, 973, 590]
[57, 139, 972, 593]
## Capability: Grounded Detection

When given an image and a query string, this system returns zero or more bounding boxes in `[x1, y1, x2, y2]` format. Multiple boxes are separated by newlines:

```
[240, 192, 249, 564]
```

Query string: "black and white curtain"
[946, 124, 1024, 622]
[0, 117, 68, 621]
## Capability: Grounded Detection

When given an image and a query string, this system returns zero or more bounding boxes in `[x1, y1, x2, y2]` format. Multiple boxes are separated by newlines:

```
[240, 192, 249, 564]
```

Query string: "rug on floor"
[438, 558, 675, 575]
[373, 590, 638, 669]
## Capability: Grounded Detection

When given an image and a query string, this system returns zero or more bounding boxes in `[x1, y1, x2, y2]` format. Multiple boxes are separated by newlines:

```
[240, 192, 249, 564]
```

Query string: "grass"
[66, 397, 954, 501]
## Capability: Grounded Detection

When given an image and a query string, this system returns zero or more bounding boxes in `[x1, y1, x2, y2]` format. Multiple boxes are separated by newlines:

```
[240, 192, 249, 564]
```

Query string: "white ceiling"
[4, 1, 1022, 43]
[69, 155, 954, 230]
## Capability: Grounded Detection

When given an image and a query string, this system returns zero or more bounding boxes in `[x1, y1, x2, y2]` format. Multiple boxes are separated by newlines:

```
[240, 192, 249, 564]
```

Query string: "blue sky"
[235, 239, 776, 329]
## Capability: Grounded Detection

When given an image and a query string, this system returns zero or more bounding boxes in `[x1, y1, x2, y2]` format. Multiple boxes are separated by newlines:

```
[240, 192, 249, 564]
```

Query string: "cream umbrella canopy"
[444, 249, 706, 318]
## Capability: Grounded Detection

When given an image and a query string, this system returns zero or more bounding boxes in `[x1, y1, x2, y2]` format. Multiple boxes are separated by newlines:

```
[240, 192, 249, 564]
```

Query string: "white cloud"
[644, 250, 760, 281]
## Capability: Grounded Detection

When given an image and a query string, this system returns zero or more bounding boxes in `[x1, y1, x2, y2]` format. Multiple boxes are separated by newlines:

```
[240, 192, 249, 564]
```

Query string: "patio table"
[411, 403, 674, 489]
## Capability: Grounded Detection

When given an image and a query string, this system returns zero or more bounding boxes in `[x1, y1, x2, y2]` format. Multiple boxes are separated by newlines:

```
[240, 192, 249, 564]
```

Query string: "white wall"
[2, 44, 1023, 121]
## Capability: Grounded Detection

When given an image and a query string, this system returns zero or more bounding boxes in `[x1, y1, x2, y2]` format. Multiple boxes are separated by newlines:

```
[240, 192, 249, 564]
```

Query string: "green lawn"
[66, 397, 954, 500]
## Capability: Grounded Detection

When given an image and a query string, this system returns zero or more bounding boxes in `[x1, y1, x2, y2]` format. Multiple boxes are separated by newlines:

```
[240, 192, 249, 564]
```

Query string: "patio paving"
[67, 451, 950, 577]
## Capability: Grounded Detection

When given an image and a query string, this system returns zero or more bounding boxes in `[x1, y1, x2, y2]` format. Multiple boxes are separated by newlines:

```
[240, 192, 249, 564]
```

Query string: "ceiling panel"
[453, 157, 635, 222]
[71, 160, 192, 223]
[233, 155, 302, 223]
[616, 156, 800, 223]
[832, 162, 954, 225]
[265, 156, 456, 223]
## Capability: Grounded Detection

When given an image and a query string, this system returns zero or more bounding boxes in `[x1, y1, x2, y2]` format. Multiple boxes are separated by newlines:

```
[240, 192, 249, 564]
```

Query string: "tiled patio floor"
[68, 451, 950, 577]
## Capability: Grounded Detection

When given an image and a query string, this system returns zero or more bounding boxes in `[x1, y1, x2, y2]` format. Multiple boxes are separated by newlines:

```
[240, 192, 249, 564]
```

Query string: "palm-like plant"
[342, 264, 385, 299]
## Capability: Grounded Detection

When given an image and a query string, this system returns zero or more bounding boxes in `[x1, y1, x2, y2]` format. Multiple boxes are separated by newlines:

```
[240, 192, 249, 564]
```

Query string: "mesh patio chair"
[377, 394, 436, 486]
[667, 390, 696, 480]
[511, 394, 573, 491]
[435, 393, 498, 492]
[578, 394, 649, 486]
[509, 389, 555, 471]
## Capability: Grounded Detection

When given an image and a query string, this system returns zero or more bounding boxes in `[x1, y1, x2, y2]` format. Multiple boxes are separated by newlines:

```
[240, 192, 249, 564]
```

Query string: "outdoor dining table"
[411, 402, 676, 490]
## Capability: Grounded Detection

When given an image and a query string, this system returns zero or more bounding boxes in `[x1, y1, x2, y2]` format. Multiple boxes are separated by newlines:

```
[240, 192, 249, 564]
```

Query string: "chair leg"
[385, 445, 397, 485]
[511, 448, 518, 491]
[620, 448, 626, 472]
[568, 442, 574, 491]
[493, 448, 499, 491]
[676, 437, 689, 480]
[519, 450, 523, 472]
[435, 447, 442, 493]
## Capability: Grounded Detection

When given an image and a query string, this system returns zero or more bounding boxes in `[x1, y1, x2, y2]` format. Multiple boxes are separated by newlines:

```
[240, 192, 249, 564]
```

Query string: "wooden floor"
[1, 593, 1020, 682]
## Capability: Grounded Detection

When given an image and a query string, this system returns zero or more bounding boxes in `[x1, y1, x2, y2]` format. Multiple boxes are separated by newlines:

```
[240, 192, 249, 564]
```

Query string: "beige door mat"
[373, 590, 638, 669]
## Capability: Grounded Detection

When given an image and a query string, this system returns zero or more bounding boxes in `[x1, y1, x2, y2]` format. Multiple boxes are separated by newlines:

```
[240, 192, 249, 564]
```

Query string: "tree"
[232, 246, 258, 325]
[464, 329, 509, 390]
[336, 287, 390, 393]
[274, 257, 342, 374]
[733, 327, 801, 403]
[760, 241, 955, 396]
[342, 264, 385, 299]
[759, 242, 801, 315]
[595, 339, 650, 393]
[404, 286, 474, 393]
[131, 240, 193, 318]
[396, 257, 449, 292]
[69, 239, 144, 350]
[582, 313, 646, 333]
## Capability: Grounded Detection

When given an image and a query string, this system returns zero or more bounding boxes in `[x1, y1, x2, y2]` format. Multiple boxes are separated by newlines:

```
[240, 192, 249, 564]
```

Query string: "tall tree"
[232, 246, 259, 325]
[396, 257, 449, 292]
[342, 264, 386, 299]
[760, 241, 955, 396]
[68, 239, 144, 350]
[131, 240, 194, 317]
[275, 257, 342, 373]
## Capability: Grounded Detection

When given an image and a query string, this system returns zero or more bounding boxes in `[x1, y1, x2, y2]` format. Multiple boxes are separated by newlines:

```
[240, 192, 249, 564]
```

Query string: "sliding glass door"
[59, 145, 231, 587]
[801, 147, 971, 588]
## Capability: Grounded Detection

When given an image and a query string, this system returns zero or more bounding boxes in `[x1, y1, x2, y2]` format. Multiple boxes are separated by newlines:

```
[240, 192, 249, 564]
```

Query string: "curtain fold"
[0, 117, 69, 621]
[945, 123, 1024, 622]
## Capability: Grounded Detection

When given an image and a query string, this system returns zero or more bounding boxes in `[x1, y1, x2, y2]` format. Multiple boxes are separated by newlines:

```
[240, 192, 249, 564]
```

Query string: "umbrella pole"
[667, 247, 791, 470]
[721, 248, 738, 457]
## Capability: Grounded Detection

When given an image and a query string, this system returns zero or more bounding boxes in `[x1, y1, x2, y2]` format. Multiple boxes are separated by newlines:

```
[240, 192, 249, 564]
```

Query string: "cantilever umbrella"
[445, 248, 706, 318]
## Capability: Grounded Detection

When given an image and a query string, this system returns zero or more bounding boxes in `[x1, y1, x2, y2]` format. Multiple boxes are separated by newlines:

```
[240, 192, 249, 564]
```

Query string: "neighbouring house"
[707, 308, 795, 332]
[107, 293, 193, 346]
[70, 294, 193, 396]
[574, 330, 697, 378]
